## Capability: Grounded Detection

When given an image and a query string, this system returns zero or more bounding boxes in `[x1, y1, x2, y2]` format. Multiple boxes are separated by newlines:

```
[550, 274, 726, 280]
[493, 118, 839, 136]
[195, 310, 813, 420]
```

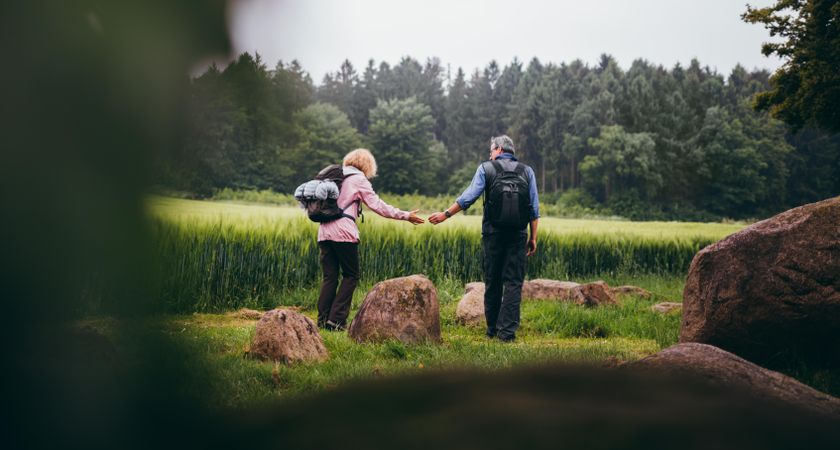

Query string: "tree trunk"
[541, 162, 546, 193]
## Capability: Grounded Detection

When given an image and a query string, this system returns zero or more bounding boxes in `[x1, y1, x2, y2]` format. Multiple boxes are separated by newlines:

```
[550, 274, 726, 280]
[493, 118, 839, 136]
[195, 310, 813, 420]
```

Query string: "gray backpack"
[294, 165, 359, 223]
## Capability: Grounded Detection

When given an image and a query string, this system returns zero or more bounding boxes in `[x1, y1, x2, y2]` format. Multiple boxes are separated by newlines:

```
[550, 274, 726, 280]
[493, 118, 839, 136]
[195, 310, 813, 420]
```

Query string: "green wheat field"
[90, 196, 813, 409]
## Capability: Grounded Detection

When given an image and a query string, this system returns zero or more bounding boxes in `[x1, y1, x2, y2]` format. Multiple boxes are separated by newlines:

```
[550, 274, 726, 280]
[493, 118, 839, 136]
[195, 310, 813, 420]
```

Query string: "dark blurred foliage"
[0, 1, 229, 449]
[2, 2, 839, 449]
[227, 363, 840, 450]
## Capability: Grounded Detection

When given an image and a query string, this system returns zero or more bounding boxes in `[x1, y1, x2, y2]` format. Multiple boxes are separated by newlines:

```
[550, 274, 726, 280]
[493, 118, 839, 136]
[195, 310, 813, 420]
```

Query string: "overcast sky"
[227, 0, 783, 84]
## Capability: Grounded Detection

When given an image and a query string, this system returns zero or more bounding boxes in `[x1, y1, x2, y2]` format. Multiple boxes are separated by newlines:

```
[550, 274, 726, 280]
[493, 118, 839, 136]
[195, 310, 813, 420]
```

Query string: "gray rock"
[456, 283, 485, 326]
[522, 279, 580, 300]
[349, 275, 441, 344]
[611, 285, 652, 299]
[250, 308, 328, 364]
[628, 343, 840, 420]
[680, 196, 840, 365]
[572, 281, 618, 307]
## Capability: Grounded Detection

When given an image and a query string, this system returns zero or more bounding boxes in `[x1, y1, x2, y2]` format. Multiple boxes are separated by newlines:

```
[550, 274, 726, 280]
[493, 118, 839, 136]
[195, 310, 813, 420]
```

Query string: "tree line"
[157, 52, 840, 220]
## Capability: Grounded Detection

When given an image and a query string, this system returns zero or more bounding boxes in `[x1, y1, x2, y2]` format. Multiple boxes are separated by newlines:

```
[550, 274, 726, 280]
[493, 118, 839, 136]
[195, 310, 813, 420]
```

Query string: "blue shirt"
[456, 153, 540, 220]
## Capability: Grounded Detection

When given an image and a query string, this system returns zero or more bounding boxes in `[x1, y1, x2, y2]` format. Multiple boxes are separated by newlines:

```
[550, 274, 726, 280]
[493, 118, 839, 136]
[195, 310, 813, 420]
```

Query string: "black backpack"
[483, 159, 532, 229]
[294, 164, 360, 223]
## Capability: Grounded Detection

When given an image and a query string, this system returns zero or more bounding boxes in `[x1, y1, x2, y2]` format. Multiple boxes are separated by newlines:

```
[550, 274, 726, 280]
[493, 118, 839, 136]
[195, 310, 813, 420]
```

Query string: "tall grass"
[150, 213, 713, 312]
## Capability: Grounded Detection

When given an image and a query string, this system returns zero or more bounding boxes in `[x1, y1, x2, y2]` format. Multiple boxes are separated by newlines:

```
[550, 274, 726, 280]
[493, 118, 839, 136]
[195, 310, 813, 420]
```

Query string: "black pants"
[317, 241, 360, 328]
[483, 230, 527, 340]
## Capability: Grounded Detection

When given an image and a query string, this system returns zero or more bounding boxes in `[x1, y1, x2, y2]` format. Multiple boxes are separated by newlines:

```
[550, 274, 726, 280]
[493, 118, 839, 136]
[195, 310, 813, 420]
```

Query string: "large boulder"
[628, 343, 840, 420]
[349, 275, 441, 344]
[522, 279, 579, 300]
[680, 197, 840, 365]
[250, 309, 328, 364]
[456, 283, 485, 326]
[571, 281, 618, 307]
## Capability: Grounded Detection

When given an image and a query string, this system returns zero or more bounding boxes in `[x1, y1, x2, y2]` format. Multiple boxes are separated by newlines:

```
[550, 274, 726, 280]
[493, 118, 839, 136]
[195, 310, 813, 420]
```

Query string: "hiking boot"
[325, 320, 346, 332]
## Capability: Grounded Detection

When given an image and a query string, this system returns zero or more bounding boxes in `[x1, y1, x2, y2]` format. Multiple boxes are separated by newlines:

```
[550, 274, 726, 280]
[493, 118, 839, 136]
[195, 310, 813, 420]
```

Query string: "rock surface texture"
[680, 197, 840, 365]
[610, 285, 652, 299]
[349, 275, 441, 344]
[571, 281, 618, 307]
[628, 343, 840, 420]
[456, 282, 485, 326]
[468, 279, 620, 307]
[250, 309, 328, 364]
[521, 279, 579, 300]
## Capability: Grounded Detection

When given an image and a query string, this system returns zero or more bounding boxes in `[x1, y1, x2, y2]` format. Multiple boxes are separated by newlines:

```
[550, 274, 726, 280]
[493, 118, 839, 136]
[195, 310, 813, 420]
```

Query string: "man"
[429, 135, 539, 342]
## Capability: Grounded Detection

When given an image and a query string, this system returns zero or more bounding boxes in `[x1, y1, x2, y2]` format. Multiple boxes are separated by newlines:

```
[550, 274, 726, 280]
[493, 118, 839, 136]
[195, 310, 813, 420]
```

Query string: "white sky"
[226, 0, 783, 83]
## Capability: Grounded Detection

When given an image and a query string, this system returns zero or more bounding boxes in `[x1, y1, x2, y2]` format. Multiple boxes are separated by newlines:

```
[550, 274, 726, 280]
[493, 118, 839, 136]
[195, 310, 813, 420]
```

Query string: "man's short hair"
[490, 135, 515, 154]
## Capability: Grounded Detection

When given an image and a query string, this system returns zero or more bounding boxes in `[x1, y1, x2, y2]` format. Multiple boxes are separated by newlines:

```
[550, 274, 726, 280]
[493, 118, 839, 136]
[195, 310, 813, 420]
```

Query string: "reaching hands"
[407, 209, 425, 225]
[428, 211, 448, 225]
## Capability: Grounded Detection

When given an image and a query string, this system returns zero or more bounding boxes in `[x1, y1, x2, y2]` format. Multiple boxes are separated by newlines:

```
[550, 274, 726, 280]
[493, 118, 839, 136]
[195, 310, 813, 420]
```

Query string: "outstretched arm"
[428, 202, 462, 224]
[357, 178, 424, 225]
[429, 164, 484, 225]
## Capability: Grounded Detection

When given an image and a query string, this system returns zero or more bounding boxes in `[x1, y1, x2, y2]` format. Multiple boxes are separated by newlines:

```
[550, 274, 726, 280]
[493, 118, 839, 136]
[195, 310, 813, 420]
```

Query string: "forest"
[158, 53, 840, 220]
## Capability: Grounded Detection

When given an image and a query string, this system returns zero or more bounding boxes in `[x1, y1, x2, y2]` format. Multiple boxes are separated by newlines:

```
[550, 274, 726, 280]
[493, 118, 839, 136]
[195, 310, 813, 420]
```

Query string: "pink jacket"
[318, 166, 410, 243]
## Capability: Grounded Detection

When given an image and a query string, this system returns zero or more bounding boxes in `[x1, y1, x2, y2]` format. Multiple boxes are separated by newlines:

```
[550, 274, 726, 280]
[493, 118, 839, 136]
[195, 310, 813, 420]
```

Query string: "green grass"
[87, 275, 682, 409]
[150, 195, 745, 241]
[142, 196, 738, 313]
[88, 274, 840, 408]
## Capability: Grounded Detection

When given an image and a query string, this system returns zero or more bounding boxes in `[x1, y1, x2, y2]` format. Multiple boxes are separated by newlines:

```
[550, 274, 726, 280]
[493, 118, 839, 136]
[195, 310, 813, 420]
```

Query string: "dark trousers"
[317, 241, 360, 327]
[483, 230, 527, 340]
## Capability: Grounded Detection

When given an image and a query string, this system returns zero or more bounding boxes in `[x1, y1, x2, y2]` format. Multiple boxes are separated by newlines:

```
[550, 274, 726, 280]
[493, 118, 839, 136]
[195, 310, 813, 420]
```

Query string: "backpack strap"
[337, 171, 362, 222]
[481, 161, 498, 206]
[514, 163, 533, 211]
[513, 162, 527, 179]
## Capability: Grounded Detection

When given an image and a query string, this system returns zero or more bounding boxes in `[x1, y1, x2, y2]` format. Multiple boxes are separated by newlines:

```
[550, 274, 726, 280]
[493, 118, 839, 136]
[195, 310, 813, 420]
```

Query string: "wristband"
[444, 210, 452, 218]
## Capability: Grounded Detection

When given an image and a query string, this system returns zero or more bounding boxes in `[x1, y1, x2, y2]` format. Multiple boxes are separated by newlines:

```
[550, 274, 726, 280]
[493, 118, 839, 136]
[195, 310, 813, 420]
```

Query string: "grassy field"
[81, 196, 839, 408]
[87, 275, 685, 409]
[141, 196, 741, 312]
[149, 195, 744, 240]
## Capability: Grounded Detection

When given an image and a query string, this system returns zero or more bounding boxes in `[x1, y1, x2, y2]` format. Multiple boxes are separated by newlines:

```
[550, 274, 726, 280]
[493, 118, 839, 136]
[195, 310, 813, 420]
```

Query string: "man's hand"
[407, 209, 425, 225]
[526, 238, 537, 257]
[428, 211, 448, 225]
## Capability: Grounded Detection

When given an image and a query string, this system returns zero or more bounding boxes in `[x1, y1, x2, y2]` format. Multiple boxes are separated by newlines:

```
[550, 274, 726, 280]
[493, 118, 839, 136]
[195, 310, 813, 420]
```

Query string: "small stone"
[250, 308, 328, 364]
[456, 282, 485, 326]
[572, 281, 618, 307]
[651, 302, 682, 314]
[611, 285, 652, 299]
[522, 279, 580, 300]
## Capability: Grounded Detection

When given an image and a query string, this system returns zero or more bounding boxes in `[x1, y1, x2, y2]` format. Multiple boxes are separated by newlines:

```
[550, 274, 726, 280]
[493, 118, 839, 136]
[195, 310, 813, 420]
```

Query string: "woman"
[317, 148, 424, 331]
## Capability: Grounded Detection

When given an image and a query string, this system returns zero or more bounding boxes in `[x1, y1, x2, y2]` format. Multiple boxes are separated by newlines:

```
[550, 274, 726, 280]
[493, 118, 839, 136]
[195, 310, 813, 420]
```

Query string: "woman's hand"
[407, 209, 425, 225]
